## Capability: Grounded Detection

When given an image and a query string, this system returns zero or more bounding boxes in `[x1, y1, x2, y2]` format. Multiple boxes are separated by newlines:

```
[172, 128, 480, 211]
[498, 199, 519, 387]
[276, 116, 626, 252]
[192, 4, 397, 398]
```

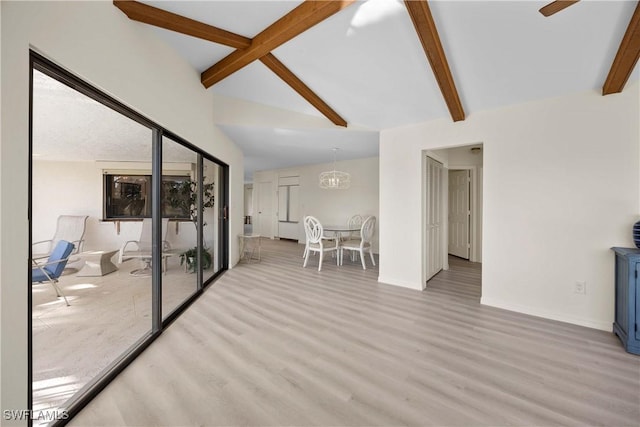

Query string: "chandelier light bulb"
[319, 148, 351, 190]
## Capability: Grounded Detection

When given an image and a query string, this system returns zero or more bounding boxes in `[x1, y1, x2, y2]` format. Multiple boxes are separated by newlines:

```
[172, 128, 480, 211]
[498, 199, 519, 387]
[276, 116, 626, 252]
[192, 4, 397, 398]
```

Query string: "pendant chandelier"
[319, 148, 351, 190]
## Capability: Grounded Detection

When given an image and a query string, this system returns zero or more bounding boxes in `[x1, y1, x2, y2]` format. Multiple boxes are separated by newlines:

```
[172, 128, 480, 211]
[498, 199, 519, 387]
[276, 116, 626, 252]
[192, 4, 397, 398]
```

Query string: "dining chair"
[340, 215, 376, 270]
[303, 216, 339, 271]
[347, 214, 363, 240]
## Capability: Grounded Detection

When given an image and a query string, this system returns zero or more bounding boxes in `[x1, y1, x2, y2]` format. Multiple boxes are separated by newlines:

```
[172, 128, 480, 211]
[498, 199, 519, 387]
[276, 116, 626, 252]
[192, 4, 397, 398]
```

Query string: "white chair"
[118, 218, 170, 264]
[302, 220, 338, 258]
[346, 214, 364, 242]
[32, 215, 88, 259]
[342, 214, 365, 261]
[340, 215, 376, 270]
[303, 216, 339, 271]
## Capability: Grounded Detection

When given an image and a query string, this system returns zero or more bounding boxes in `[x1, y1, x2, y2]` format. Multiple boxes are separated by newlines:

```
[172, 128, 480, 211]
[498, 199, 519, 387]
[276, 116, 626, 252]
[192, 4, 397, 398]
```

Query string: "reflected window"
[104, 174, 193, 219]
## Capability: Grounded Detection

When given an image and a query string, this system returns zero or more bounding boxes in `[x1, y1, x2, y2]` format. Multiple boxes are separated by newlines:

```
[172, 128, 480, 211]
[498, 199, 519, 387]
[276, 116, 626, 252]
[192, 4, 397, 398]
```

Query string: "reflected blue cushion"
[32, 240, 75, 282]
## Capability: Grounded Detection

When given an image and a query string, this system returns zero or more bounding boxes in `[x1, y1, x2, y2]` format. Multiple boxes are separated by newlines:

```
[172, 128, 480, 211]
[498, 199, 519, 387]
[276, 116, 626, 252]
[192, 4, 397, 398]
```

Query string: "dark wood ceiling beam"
[113, 0, 349, 126]
[603, 1, 640, 95]
[539, 1, 580, 17]
[404, 0, 465, 122]
[201, 0, 356, 88]
[113, 1, 251, 49]
[260, 53, 347, 127]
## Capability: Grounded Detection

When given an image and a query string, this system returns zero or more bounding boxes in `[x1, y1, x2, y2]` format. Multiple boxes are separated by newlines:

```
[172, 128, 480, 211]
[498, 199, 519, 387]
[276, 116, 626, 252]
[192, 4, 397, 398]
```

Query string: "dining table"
[323, 224, 360, 241]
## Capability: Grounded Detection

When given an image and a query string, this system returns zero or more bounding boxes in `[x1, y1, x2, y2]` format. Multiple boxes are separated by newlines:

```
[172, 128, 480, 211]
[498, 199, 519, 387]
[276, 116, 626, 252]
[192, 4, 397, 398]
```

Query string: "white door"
[426, 157, 444, 281]
[257, 181, 273, 238]
[448, 170, 470, 259]
[277, 185, 299, 239]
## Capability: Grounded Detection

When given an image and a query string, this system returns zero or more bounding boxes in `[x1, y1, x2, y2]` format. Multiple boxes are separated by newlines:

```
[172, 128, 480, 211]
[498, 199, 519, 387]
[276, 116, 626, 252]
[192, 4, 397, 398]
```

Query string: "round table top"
[324, 225, 360, 232]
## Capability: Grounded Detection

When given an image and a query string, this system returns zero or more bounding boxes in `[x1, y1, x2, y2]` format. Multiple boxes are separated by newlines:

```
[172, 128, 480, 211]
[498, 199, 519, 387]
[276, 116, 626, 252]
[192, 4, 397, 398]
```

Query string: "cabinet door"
[636, 263, 640, 340]
[616, 255, 629, 333]
[278, 186, 288, 222]
[288, 185, 299, 222]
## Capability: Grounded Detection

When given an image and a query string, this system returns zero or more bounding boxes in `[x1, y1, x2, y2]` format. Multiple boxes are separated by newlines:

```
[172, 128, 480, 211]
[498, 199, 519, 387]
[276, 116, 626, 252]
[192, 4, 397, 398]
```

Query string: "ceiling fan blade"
[539, 0, 580, 17]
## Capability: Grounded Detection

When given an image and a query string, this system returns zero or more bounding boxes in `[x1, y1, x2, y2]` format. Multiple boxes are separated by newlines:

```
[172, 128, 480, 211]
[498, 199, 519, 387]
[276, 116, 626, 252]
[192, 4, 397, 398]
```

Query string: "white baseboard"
[480, 296, 612, 331]
[377, 275, 424, 291]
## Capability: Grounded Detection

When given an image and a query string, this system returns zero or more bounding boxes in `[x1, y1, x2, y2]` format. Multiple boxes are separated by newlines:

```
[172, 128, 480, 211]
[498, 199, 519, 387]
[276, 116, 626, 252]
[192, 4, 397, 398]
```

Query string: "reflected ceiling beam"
[201, 0, 357, 88]
[539, 1, 580, 17]
[603, 1, 640, 95]
[260, 54, 347, 127]
[404, 0, 465, 122]
[113, 0, 348, 126]
[113, 1, 251, 49]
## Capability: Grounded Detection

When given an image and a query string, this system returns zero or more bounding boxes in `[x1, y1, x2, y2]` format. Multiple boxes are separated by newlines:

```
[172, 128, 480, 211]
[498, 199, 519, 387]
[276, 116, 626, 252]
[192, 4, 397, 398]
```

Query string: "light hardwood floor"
[70, 239, 640, 426]
[32, 255, 202, 414]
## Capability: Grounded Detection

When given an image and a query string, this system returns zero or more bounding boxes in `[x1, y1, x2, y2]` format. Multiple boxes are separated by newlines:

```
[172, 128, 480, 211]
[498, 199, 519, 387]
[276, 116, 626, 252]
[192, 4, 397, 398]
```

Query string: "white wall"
[32, 160, 214, 253]
[380, 83, 639, 331]
[213, 93, 370, 131]
[244, 184, 253, 217]
[0, 0, 3, 413]
[254, 156, 380, 252]
[0, 2, 243, 422]
[436, 144, 484, 167]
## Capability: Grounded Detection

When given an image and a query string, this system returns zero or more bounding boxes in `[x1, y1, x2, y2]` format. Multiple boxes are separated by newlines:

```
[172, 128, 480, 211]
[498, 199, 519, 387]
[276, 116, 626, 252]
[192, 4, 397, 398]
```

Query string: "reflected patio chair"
[118, 218, 170, 264]
[32, 240, 75, 306]
[32, 215, 88, 260]
[303, 216, 339, 272]
[340, 215, 376, 270]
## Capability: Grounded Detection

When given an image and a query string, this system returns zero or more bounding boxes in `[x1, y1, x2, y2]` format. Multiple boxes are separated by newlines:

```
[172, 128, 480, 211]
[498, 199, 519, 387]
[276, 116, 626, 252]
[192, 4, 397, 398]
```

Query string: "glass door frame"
[29, 51, 229, 426]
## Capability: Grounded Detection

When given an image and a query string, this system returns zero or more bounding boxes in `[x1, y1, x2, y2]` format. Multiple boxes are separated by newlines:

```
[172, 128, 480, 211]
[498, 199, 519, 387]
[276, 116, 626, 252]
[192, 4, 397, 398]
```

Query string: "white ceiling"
[218, 125, 380, 175]
[34, 1, 639, 182]
[144, 0, 639, 180]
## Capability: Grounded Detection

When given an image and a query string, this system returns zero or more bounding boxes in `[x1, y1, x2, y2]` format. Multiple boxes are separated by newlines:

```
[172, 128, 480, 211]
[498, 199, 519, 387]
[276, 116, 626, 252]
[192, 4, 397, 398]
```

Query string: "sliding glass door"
[203, 157, 226, 282]
[29, 52, 228, 424]
[31, 68, 154, 422]
[161, 136, 199, 318]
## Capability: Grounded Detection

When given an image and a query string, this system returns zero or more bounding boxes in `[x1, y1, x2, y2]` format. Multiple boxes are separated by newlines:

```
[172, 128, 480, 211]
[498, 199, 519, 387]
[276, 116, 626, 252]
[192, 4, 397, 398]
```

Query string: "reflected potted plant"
[166, 178, 215, 273]
[179, 247, 212, 273]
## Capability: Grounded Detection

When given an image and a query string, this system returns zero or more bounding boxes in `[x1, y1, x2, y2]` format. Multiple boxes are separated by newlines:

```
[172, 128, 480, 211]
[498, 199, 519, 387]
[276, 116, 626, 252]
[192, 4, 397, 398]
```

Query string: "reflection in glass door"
[161, 136, 199, 318]
[203, 157, 224, 283]
[31, 68, 153, 422]
[30, 53, 229, 425]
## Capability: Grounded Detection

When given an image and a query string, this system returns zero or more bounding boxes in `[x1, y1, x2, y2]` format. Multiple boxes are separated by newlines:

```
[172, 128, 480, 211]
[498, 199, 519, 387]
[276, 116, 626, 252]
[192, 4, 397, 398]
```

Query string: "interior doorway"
[446, 163, 482, 263]
[448, 169, 471, 259]
[423, 144, 483, 287]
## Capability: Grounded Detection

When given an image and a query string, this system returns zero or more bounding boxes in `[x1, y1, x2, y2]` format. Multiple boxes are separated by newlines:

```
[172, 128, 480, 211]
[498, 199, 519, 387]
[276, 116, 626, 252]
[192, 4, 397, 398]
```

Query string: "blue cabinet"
[611, 247, 640, 355]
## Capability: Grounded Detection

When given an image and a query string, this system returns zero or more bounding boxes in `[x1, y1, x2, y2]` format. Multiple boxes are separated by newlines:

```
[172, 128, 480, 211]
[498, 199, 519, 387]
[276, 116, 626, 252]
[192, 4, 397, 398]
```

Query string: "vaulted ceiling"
[87, 1, 640, 179]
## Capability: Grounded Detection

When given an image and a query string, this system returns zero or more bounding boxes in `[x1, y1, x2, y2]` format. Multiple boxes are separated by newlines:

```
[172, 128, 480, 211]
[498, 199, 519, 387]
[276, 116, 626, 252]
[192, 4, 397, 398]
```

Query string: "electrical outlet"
[574, 281, 587, 295]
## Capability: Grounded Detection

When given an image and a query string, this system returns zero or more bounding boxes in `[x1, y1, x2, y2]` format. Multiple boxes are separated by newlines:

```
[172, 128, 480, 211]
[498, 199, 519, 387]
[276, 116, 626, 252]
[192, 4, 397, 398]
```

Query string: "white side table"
[76, 250, 119, 277]
[239, 234, 261, 262]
